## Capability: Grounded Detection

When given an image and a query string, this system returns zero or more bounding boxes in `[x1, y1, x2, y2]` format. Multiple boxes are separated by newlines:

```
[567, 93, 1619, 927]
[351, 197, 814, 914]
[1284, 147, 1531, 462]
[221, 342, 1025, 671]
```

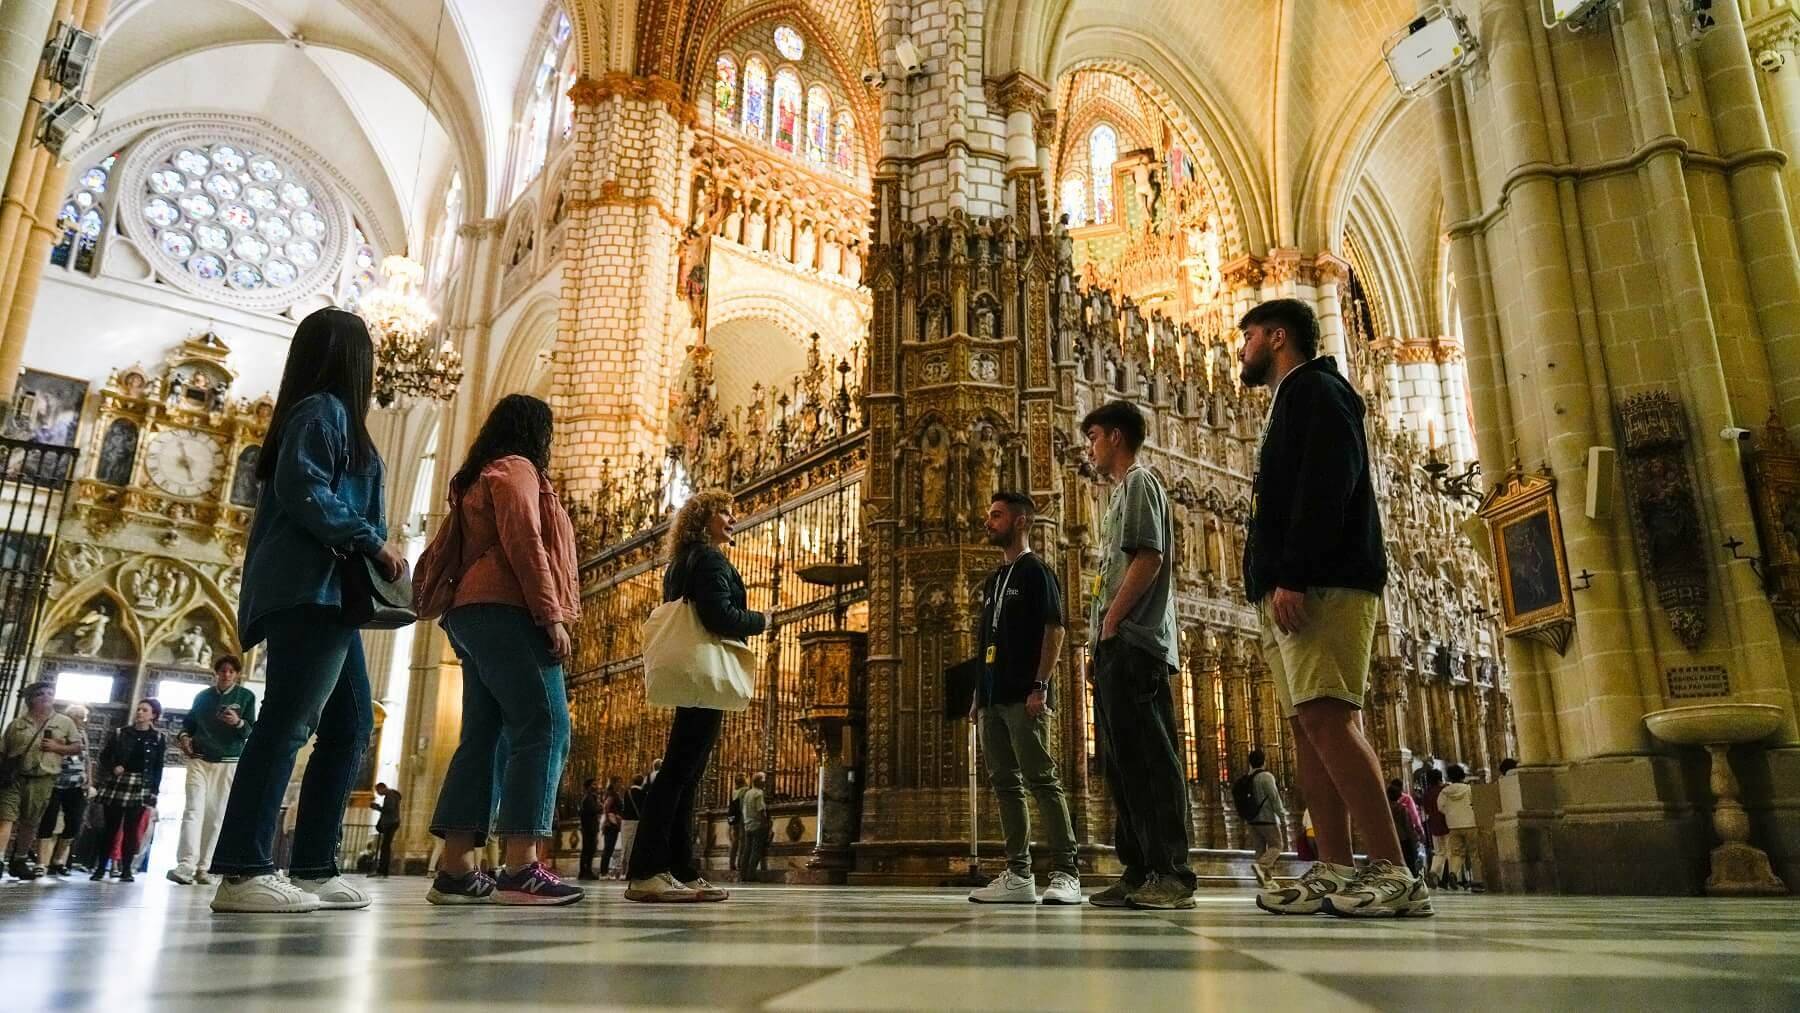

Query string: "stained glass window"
[556, 43, 578, 141]
[772, 69, 802, 154]
[514, 8, 573, 199]
[774, 25, 805, 61]
[137, 142, 330, 296]
[51, 153, 115, 272]
[742, 57, 770, 139]
[833, 111, 855, 174]
[715, 55, 739, 122]
[1089, 124, 1118, 224]
[805, 86, 831, 164]
[1060, 176, 1087, 227]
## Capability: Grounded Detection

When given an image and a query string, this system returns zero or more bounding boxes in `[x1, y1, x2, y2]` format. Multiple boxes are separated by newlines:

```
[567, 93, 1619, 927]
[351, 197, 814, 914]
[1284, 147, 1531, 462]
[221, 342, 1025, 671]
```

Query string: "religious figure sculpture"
[920, 425, 950, 529]
[176, 623, 212, 667]
[73, 608, 109, 657]
[677, 195, 734, 329]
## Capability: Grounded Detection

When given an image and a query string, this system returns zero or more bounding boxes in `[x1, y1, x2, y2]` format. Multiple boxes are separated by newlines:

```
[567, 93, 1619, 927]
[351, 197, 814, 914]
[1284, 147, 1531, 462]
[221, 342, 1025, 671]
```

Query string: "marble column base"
[1706, 841, 1788, 896]
[1493, 755, 1710, 894]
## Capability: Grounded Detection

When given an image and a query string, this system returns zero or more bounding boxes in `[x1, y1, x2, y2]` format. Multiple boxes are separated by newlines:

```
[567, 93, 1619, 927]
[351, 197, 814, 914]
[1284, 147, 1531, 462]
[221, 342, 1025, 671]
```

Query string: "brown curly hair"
[665, 489, 733, 561]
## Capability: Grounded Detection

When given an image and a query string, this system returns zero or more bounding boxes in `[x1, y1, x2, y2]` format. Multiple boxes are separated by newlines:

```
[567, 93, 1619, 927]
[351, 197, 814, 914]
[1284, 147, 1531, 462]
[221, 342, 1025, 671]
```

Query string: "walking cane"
[967, 719, 979, 881]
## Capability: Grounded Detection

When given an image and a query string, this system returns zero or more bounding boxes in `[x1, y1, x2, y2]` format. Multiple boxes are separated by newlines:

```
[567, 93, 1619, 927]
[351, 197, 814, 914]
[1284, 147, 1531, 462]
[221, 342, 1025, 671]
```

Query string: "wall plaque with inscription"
[1666, 665, 1730, 700]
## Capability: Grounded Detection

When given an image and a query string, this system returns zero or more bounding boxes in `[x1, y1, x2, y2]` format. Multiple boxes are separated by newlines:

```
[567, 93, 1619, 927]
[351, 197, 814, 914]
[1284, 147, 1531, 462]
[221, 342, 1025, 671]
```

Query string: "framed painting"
[1477, 464, 1575, 655]
[4, 369, 89, 448]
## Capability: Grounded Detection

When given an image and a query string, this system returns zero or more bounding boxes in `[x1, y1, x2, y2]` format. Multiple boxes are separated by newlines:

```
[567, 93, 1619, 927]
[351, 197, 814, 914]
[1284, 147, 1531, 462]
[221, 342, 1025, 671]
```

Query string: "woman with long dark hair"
[424, 394, 583, 906]
[625, 490, 765, 903]
[90, 699, 166, 883]
[209, 308, 402, 914]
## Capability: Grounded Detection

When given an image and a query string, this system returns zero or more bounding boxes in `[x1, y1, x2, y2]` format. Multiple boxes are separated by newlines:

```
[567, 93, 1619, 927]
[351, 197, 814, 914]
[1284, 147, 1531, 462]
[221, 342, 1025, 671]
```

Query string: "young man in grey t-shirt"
[1080, 400, 1196, 911]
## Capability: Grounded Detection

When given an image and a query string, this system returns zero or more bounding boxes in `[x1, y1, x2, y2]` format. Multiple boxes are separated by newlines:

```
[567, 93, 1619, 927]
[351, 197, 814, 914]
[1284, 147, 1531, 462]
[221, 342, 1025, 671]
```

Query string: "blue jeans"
[210, 607, 371, 879]
[430, 605, 570, 844]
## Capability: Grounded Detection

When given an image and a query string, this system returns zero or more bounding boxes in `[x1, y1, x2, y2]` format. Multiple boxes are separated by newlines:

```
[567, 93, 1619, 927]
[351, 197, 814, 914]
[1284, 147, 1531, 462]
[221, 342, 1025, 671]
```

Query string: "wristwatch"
[1030, 681, 1049, 694]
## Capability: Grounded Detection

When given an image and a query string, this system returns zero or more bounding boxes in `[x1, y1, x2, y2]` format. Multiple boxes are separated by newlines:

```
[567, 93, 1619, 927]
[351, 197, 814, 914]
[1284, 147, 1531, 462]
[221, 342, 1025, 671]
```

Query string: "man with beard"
[1237, 298, 1431, 919]
[966, 492, 1081, 905]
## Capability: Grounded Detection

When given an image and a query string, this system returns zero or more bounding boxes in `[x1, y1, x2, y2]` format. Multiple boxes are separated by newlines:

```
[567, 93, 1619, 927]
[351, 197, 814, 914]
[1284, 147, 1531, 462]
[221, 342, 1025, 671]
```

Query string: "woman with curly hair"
[624, 490, 766, 903]
[424, 394, 583, 907]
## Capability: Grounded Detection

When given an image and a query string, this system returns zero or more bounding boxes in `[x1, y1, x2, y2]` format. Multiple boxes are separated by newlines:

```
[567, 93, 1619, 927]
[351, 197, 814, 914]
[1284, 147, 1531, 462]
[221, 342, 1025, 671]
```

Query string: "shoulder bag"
[0, 716, 52, 791]
[339, 552, 417, 630]
[640, 595, 755, 712]
[411, 492, 472, 621]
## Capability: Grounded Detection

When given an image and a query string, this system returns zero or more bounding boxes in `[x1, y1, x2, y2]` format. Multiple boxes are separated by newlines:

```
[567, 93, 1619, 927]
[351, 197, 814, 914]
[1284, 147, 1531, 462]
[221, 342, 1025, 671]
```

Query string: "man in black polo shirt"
[967, 492, 1082, 905]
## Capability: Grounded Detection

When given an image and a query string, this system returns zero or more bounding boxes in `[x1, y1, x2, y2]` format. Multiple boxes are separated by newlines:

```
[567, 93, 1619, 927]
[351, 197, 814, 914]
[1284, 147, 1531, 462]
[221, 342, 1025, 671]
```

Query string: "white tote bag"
[640, 598, 756, 712]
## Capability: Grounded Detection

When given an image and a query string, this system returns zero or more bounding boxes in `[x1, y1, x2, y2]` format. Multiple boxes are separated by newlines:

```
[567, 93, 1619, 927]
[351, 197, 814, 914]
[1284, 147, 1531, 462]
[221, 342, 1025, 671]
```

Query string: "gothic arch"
[491, 292, 562, 401]
[1050, 50, 1262, 259]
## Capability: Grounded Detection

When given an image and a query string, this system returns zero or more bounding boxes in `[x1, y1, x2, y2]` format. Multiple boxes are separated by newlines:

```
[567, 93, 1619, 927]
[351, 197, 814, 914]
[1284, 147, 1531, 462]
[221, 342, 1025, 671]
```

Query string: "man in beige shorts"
[1238, 298, 1431, 920]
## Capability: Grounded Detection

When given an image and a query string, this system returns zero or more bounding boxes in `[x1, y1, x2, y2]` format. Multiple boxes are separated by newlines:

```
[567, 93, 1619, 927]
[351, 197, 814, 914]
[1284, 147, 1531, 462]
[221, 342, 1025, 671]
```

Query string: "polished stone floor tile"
[2, 877, 1797, 1011]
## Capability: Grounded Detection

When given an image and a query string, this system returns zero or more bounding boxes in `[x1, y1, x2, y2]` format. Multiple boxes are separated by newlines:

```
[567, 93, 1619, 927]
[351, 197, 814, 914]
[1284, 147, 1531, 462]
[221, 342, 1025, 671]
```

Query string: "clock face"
[145, 430, 221, 498]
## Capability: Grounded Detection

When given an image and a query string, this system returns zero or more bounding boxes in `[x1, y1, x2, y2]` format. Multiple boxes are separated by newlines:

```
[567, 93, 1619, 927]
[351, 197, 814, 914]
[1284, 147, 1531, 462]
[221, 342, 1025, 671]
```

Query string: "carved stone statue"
[176, 623, 213, 667]
[73, 608, 109, 657]
[964, 424, 1003, 520]
[921, 425, 950, 529]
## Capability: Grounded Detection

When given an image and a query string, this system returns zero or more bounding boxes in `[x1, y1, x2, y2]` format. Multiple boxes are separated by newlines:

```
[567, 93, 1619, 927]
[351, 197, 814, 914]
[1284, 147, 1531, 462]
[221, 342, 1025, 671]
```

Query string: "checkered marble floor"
[2, 876, 1798, 1011]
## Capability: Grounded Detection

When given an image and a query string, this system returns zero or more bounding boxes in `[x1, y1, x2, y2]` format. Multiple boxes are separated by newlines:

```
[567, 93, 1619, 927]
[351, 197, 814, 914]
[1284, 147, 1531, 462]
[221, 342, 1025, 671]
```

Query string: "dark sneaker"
[1088, 878, 1138, 908]
[494, 863, 585, 906]
[426, 869, 497, 906]
[1128, 873, 1196, 910]
[1256, 862, 1357, 915]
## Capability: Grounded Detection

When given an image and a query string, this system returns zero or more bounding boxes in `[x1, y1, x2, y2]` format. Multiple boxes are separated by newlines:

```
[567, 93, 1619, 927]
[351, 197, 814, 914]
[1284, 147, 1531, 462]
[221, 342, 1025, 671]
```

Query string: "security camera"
[1757, 49, 1786, 72]
[894, 37, 924, 78]
[861, 66, 886, 88]
[1721, 426, 1752, 441]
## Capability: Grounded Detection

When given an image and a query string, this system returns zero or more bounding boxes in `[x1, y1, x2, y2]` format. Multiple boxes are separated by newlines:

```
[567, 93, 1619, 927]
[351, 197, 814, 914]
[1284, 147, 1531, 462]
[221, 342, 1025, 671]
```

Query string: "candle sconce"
[1423, 448, 1482, 503]
[1722, 536, 1765, 581]
[1573, 569, 1595, 591]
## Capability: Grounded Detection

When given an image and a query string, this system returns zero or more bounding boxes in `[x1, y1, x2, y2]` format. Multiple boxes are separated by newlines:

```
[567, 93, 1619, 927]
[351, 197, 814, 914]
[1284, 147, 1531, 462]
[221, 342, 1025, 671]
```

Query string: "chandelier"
[359, 254, 463, 407]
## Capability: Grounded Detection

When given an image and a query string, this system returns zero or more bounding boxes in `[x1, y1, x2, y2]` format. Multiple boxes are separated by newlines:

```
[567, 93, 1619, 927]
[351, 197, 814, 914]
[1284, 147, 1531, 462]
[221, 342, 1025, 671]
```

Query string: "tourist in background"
[210, 308, 400, 914]
[169, 654, 255, 886]
[1422, 767, 1449, 888]
[579, 778, 603, 880]
[424, 394, 583, 907]
[0, 682, 84, 881]
[371, 782, 402, 877]
[625, 491, 765, 903]
[1439, 764, 1480, 891]
[36, 703, 90, 876]
[739, 771, 770, 884]
[967, 492, 1081, 906]
[90, 699, 167, 883]
[1242, 749, 1287, 889]
[1237, 299, 1429, 918]
[727, 774, 748, 872]
[601, 777, 627, 877]
[1080, 400, 1197, 911]
[1389, 777, 1426, 876]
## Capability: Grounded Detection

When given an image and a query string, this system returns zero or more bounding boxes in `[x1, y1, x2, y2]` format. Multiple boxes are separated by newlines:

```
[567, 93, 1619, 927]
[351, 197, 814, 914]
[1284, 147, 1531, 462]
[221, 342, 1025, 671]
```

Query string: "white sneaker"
[210, 874, 322, 914]
[1255, 862, 1357, 916]
[969, 870, 1038, 904]
[624, 872, 700, 903]
[1322, 861, 1435, 919]
[295, 875, 372, 910]
[1040, 872, 1082, 905]
[194, 871, 214, 885]
[165, 866, 195, 885]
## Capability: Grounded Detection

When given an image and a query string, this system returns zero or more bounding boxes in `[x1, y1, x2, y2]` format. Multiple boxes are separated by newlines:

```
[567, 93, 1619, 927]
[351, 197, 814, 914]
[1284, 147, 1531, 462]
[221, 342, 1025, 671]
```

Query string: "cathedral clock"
[144, 429, 224, 499]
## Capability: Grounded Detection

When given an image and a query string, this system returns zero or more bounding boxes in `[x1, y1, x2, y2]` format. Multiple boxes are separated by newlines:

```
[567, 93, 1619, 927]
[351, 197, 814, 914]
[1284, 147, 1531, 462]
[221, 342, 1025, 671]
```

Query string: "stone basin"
[1643, 703, 1784, 747]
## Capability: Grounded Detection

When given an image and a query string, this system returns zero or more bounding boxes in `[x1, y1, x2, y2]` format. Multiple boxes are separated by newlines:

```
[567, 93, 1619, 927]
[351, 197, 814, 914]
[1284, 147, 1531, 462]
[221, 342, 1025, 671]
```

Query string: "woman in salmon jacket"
[423, 394, 584, 907]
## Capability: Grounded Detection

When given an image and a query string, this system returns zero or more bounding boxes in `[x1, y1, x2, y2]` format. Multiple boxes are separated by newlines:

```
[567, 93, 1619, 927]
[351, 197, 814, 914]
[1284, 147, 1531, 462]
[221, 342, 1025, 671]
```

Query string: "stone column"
[1314, 254, 1350, 364]
[1192, 634, 1225, 848]
[0, 0, 58, 209]
[551, 75, 691, 500]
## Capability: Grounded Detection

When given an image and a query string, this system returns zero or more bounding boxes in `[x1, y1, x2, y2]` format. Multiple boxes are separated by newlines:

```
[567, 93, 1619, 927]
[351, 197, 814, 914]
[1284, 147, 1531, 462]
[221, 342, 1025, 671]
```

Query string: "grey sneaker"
[1127, 872, 1196, 910]
[969, 870, 1037, 904]
[1088, 878, 1138, 908]
[1322, 861, 1434, 918]
[1255, 862, 1357, 915]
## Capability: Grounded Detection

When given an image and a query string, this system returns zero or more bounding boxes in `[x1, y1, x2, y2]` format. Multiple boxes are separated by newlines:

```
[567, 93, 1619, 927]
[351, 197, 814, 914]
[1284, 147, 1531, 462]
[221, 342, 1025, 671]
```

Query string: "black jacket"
[663, 542, 767, 641]
[101, 725, 166, 796]
[1244, 356, 1387, 603]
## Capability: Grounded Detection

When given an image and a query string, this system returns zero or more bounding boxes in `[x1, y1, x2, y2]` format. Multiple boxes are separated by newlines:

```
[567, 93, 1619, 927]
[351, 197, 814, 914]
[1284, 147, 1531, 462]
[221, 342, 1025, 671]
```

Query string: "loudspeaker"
[1585, 446, 1615, 520]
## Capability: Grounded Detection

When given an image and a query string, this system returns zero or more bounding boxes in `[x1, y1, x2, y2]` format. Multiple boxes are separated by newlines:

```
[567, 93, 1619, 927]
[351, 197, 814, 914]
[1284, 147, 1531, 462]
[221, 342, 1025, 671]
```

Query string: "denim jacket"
[237, 392, 386, 647]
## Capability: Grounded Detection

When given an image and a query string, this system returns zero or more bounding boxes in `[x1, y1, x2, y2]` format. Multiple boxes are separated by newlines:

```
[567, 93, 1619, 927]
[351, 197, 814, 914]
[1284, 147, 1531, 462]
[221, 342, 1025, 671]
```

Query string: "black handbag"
[339, 552, 417, 630]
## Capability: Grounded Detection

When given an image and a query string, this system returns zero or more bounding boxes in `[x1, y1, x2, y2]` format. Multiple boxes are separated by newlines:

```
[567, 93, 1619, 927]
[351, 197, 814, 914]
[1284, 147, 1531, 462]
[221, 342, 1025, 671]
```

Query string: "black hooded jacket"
[1244, 355, 1387, 603]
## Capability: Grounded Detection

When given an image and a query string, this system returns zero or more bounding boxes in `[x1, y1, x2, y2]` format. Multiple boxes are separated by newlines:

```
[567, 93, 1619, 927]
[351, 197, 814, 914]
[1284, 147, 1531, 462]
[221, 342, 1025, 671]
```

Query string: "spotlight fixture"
[1382, 6, 1479, 98]
[35, 95, 99, 161]
[1541, 0, 1617, 31]
[40, 22, 99, 93]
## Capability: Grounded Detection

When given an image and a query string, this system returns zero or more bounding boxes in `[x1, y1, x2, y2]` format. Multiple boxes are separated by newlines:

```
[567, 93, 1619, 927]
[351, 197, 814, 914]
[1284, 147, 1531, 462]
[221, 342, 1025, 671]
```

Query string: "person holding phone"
[169, 655, 256, 886]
